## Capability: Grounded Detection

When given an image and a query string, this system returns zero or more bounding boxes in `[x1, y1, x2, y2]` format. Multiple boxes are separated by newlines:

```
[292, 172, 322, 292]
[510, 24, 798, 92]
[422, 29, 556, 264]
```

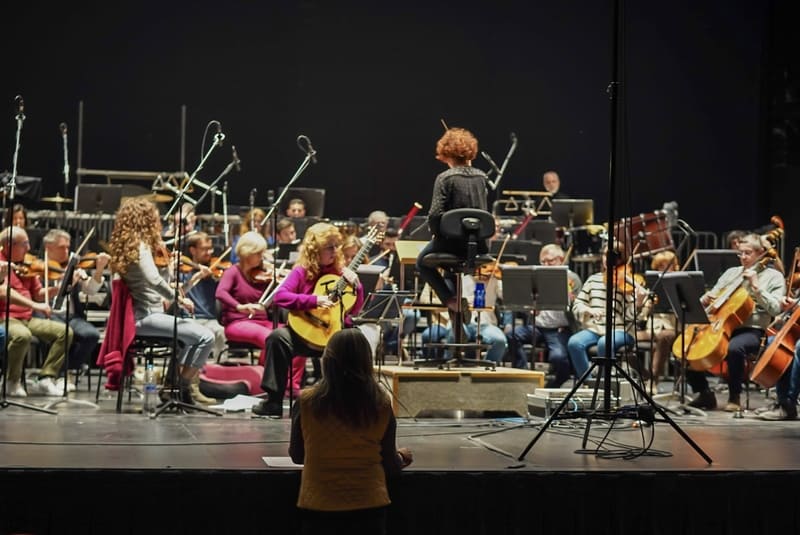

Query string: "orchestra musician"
[685, 233, 785, 412]
[230, 207, 268, 264]
[542, 170, 569, 200]
[252, 222, 364, 418]
[214, 231, 275, 368]
[108, 198, 215, 405]
[567, 245, 648, 382]
[180, 232, 228, 363]
[286, 198, 307, 218]
[41, 228, 109, 380]
[0, 226, 74, 397]
[509, 244, 582, 387]
[415, 126, 488, 321]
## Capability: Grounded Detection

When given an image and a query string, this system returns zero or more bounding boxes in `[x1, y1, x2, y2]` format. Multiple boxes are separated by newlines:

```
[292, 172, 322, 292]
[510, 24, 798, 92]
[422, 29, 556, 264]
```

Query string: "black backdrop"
[0, 1, 785, 238]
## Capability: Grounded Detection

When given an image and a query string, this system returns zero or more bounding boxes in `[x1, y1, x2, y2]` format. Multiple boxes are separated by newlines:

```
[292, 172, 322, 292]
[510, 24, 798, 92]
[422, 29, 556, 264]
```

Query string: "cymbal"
[40, 194, 73, 203]
[136, 193, 173, 203]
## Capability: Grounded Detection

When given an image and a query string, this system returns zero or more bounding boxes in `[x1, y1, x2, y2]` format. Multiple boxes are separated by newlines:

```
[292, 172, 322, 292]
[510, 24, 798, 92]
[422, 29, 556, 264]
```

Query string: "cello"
[673, 222, 784, 372]
[750, 247, 800, 388]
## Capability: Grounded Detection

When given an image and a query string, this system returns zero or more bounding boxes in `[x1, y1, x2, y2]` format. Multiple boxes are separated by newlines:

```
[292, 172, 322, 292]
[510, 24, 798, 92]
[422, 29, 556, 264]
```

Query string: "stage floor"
[0, 376, 795, 472]
[2, 374, 800, 534]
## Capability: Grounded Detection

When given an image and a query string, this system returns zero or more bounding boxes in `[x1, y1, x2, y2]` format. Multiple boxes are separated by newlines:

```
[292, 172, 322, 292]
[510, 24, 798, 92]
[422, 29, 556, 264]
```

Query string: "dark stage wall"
[0, 1, 780, 237]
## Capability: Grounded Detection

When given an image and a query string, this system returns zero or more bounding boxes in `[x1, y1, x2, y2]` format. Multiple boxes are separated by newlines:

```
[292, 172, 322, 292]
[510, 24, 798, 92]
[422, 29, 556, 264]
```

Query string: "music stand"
[352, 289, 416, 364]
[356, 264, 386, 293]
[45, 252, 98, 410]
[550, 199, 594, 229]
[692, 249, 740, 290]
[489, 239, 542, 266]
[657, 271, 710, 408]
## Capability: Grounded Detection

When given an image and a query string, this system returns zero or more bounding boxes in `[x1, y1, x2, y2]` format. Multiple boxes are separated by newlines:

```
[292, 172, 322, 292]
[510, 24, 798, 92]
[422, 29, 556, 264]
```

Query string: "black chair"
[415, 208, 496, 369]
[95, 334, 174, 413]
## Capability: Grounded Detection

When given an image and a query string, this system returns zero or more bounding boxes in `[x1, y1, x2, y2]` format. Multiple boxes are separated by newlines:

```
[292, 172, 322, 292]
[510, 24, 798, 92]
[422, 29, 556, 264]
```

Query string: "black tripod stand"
[518, 0, 710, 464]
[155, 121, 226, 418]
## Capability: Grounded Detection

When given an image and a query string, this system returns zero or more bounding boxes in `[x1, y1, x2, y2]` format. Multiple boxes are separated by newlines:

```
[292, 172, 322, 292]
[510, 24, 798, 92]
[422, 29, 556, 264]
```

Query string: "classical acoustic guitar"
[288, 226, 383, 349]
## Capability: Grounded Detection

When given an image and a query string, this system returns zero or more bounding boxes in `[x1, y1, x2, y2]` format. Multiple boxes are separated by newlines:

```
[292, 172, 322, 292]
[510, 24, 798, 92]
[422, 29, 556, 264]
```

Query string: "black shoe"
[252, 399, 283, 418]
[180, 387, 196, 405]
[688, 390, 717, 410]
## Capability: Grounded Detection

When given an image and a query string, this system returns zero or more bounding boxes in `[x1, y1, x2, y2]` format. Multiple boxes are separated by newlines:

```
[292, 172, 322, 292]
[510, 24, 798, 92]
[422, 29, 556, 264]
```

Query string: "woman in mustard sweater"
[289, 328, 413, 534]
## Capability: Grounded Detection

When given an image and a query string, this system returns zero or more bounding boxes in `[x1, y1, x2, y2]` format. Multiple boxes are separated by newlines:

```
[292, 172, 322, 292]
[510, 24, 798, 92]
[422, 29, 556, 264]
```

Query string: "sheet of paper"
[263, 456, 303, 468]
[209, 394, 263, 412]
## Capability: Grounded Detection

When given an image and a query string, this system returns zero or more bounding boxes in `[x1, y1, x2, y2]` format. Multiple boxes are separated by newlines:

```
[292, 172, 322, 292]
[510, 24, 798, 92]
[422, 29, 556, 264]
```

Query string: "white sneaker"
[55, 377, 76, 393]
[30, 377, 63, 396]
[7, 381, 27, 397]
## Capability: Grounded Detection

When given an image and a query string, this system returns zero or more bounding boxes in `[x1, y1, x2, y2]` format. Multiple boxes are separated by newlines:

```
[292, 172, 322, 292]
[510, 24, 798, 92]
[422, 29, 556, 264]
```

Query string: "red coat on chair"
[96, 278, 137, 391]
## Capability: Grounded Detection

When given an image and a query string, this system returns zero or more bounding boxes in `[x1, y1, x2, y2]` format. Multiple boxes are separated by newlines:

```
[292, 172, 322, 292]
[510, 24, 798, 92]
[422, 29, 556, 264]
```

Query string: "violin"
[13, 254, 65, 280]
[153, 245, 171, 268]
[78, 252, 103, 269]
[603, 265, 646, 294]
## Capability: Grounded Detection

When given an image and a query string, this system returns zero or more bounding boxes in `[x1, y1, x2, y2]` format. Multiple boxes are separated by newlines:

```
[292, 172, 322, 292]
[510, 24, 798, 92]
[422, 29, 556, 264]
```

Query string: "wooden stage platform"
[375, 364, 545, 417]
[0, 375, 798, 534]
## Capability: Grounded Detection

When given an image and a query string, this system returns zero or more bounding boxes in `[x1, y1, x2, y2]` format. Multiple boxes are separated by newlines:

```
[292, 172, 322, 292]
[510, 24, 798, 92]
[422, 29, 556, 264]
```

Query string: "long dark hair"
[304, 328, 388, 427]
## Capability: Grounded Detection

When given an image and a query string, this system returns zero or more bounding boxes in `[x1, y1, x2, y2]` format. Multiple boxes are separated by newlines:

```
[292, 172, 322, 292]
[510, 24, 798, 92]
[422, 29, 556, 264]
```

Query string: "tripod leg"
[614, 363, 712, 463]
[518, 362, 598, 461]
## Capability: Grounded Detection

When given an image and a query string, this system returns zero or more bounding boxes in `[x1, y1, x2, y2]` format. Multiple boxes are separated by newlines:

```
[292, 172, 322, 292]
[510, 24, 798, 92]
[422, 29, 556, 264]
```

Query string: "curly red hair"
[435, 127, 478, 165]
[109, 198, 164, 275]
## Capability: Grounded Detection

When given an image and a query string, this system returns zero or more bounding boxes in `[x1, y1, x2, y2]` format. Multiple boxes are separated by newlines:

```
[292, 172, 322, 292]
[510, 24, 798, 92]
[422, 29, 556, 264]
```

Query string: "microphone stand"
[485, 132, 518, 192]
[155, 126, 225, 418]
[1, 97, 57, 414]
[222, 181, 230, 248]
[261, 135, 316, 225]
[60, 123, 70, 198]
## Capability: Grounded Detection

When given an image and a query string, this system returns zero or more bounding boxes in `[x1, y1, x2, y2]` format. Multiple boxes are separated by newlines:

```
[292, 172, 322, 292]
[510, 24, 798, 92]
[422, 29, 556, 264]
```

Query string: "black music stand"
[517, 267, 712, 464]
[44, 252, 98, 410]
[550, 199, 594, 229]
[656, 271, 710, 410]
[502, 265, 569, 370]
[351, 289, 416, 364]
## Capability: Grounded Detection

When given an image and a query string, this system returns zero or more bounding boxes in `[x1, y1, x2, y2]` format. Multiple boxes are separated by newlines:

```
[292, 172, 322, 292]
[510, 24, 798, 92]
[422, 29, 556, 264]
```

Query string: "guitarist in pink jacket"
[252, 222, 370, 418]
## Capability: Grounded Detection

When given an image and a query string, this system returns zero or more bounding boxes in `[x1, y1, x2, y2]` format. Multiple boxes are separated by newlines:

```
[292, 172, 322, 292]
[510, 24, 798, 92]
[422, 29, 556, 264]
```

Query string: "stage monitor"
[550, 199, 593, 229]
[489, 239, 542, 265]
[279, 187, 325, 218]
[74, 184, 124, 214]
[692, 249, 740, 290]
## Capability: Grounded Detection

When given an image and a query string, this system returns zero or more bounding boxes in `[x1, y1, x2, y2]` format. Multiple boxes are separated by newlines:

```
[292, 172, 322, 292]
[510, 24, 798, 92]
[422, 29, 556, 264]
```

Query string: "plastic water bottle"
[474, 282, 486, 309]
[143, 363, 157, 415]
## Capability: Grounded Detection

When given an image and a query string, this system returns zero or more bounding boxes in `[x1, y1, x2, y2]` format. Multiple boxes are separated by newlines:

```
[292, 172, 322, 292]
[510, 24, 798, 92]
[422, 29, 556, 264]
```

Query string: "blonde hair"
[297, 222, 343, 280]
[239, 208, 266, 235]
[235, 231, 267, 261]
[650, 250, 679, 271]
[109, 198, 163, 275]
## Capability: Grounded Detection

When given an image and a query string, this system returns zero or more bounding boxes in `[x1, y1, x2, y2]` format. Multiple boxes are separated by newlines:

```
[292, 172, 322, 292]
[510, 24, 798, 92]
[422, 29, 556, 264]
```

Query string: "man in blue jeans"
[567, 249, 647, 381]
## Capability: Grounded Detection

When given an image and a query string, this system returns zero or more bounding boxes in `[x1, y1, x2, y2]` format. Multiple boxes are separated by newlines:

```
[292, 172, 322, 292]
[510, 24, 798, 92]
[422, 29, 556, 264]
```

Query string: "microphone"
[14, 95, 24, 119]
[232, 145, 242, 172]
[214, 121, 225, 145]
[267, 189, 275, 206]
[60, 122, 68, 136]
[298, 135, 317, 164]
[249, 188, 257, 207]
[307, 139, 317, 165]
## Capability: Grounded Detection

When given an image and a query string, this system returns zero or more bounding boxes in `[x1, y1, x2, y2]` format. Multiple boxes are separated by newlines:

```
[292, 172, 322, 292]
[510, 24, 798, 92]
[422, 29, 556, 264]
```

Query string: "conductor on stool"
[416, 126, 488, 322]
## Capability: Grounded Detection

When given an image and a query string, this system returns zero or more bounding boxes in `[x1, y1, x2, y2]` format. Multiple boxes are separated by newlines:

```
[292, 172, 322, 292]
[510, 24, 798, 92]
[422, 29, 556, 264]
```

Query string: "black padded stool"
[415, 208, 496, 369]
